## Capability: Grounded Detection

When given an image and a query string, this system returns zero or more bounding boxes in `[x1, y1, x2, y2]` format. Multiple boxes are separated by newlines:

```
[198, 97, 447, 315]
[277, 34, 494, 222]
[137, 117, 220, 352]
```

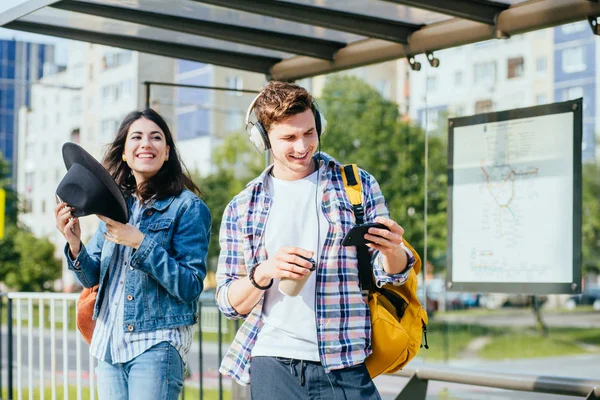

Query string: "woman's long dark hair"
[103, 109, 202, 201]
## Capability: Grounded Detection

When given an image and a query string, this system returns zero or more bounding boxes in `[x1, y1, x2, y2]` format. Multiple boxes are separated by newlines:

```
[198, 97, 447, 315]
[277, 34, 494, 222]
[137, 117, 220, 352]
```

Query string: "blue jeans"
[96, 341, 184, 400]
[250, 356, 381, 400]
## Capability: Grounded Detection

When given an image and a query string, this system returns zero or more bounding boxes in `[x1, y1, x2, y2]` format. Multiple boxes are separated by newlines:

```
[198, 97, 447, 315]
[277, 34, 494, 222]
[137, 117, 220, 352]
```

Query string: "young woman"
[55, 109, 211, 400]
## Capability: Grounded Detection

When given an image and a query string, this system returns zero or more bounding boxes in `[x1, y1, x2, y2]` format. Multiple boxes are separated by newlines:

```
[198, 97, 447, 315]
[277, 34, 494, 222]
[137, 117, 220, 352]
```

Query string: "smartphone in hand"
[342, 222, 390, 247]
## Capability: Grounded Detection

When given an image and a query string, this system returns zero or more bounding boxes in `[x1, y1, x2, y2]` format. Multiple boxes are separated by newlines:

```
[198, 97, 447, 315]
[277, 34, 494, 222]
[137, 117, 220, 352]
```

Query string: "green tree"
[0, 225, 20, 283]
[1, 230, 61, 292]
[0, 152, 61, 291]
[0, 154, 19, 227]
[318, 75, 448, 266]
[582, 162, 600, 275]
[192, 132, 264, 271]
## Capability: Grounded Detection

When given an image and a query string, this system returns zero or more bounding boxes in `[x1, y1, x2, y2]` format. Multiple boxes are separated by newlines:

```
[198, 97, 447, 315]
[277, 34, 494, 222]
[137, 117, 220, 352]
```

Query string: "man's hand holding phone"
[343, 216, 409, 274]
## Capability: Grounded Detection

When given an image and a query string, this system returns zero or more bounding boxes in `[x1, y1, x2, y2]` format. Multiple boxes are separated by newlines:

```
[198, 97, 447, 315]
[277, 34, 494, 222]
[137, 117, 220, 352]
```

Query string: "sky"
[0, 0, 69, 64]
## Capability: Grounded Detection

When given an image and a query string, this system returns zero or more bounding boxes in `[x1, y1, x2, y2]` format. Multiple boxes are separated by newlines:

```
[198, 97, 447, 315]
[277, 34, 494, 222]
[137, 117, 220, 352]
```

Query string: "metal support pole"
[230, 319, 250, 399]
[145, 82, 151, 109]
[7, 298, 13, 400]
[218, 312, 222, 400]
[395, 374, 428, 400]
[587, 389, 599, 400]
[198, 305, 203, 400]
[0, 295, 3, 398]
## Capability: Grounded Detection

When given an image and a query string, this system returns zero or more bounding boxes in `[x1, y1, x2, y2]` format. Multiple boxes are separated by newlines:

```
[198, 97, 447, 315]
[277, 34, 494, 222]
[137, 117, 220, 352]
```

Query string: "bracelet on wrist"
[249, 265, 273, 290]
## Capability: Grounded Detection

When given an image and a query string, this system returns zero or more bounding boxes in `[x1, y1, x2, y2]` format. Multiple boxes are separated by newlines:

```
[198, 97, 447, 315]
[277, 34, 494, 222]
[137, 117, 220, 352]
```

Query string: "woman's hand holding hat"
[97, 215, 145, 249]
[55, 201, 81, 258]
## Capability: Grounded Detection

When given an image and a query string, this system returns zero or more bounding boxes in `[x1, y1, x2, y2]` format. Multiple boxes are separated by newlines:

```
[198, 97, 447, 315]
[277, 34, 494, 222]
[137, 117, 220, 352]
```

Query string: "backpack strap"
[340, 164, 372, 292]
[341, 164, 364, 224]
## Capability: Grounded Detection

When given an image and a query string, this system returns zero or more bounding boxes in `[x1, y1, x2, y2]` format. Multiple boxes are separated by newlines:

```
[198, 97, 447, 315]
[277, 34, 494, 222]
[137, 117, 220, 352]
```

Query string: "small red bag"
[76, 285, 98, 344]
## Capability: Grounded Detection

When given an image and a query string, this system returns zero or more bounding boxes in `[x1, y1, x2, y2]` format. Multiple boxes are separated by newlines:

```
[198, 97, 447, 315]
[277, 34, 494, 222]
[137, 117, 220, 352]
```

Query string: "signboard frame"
[447, 99, 582, 295]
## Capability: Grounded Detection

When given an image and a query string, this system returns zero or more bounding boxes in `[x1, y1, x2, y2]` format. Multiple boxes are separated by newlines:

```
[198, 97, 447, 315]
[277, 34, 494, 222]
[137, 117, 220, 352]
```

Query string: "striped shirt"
[216, 152, 415, 385]
[90, 198, 194, 364]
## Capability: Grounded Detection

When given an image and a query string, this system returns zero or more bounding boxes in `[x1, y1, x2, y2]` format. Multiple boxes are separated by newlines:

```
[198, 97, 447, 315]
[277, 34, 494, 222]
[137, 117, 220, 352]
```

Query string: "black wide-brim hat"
[56, 143, 129, 223]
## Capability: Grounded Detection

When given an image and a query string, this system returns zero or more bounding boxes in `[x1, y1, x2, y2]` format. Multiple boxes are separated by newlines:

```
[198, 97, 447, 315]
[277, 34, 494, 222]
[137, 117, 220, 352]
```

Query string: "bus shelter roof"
[3, 0, 600, 80]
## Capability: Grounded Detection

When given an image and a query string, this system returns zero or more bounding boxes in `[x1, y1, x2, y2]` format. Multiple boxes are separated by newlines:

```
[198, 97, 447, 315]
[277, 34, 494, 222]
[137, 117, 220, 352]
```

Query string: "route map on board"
[451, 112, 574, 285]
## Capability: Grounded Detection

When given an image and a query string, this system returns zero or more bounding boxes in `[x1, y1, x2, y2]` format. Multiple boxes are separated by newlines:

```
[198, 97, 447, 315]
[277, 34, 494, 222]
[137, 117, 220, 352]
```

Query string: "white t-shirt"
[251, 166, 328, 361]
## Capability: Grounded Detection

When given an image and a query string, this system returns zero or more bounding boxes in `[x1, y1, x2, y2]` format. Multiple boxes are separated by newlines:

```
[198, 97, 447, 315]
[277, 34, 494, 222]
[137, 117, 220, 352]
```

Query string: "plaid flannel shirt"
[216, 152, 415, 385]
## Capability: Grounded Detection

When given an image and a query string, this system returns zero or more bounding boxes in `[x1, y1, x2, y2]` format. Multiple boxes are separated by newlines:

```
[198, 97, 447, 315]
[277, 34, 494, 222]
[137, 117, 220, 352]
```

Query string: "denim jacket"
[66, 189, 211, 333]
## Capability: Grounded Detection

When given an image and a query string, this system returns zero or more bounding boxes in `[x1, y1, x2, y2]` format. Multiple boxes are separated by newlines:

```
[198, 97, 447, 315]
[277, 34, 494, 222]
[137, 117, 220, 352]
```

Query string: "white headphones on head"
[244, 91, 328, 152]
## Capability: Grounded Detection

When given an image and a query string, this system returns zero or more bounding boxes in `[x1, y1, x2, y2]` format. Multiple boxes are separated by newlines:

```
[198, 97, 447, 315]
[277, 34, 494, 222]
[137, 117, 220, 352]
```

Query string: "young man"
[216, 81, 415, 399]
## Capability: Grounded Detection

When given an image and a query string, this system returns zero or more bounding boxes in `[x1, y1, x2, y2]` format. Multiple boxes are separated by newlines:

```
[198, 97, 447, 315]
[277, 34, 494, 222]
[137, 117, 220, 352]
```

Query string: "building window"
[23, 198, 32, 213]
[536, 94, 547, 105]
[71, 128, 81, 144]
[565, 86, 583, 100]
[561, 22, 587, 34]
[225, 75, 243, 96]
[562, 47, 586, 73]
[225, 110, 242, 132]
[454, 71, 463, 86]
[426, 76, 437, 92]
[102, 86, 111, 102]
[473, 62, 496, 86]
[535, 56, 547, 73]
[454, 106, 465, 117]
[102, 51, 133, 70]
[70, 95, 81, 115]
[374, 79, 391, 98]
[121, 80, 133, 98]
[507, 57, 524, 79]
[25, 172, 34, 194]
[100, 118, 119, 140]
[475, 99, 493, 114]
[426, 109, 439, 129]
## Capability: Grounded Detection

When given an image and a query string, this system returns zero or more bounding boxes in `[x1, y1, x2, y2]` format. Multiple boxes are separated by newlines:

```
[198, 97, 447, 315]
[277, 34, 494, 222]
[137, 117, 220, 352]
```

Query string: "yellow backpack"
[341, 164, 429, 378]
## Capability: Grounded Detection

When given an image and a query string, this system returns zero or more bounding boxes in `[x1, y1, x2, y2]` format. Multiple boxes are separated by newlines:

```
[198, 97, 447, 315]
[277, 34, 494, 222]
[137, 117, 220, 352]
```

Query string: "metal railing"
[0, 292, 231, 400]
[2, 292, 92, 400]
[394, 365, 600, 400]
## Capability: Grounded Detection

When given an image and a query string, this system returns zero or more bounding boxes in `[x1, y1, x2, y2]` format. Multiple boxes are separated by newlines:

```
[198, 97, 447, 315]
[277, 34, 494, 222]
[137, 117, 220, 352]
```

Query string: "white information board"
[448, 100, 582, 294]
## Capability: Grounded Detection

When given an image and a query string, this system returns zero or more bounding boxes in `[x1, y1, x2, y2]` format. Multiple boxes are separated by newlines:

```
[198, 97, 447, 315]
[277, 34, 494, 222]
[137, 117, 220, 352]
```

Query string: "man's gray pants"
[250, 356, 381, 400]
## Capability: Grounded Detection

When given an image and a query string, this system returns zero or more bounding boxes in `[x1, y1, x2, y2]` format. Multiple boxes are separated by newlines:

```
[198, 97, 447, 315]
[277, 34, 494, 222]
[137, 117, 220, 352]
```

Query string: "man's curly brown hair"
[254, 81, 314, 133]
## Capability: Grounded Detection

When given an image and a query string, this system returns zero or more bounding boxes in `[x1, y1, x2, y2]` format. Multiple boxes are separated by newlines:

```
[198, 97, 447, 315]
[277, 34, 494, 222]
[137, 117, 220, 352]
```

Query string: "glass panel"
[287, 0, 451, 25]
[75, 0, 364, 43]
[0, 0, 57, 24]
[20, 7, 292, 59]
[400, 23, 598, 398]
[287, 0, 522, 25]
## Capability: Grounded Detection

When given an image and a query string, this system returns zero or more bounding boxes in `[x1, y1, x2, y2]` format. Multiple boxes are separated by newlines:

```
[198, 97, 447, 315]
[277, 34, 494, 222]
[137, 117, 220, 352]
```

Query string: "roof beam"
[51, 0, 345, 60]
[192, 0, 421, 44]
[270, 0, 600, 81]
[4, 21, 280, 75]
[381, 0, 509, 25]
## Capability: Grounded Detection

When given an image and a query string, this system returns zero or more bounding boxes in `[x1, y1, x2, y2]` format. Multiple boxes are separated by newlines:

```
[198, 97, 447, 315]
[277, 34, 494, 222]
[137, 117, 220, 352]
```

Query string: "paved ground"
[434, 309, 600, 328]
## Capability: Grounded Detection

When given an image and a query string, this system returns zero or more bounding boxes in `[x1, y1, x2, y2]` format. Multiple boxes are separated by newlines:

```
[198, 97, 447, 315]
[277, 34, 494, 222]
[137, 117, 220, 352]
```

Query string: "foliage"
[582, 162, 600, 275]
[192, 132, 264, 271]
[0, 155, 18, 226]
[0, 153, 61, 291]
[318, 75, 448, 266]
[1, 229, 62, 291]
